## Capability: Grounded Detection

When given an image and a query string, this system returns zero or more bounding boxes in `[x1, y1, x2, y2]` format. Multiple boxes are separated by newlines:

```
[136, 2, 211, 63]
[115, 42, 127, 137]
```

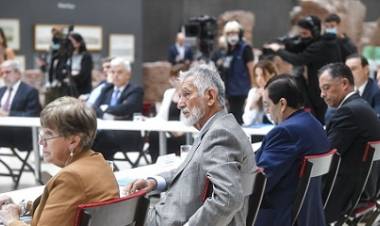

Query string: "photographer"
[223, 20, 254, 124]
[266, 15, 341, 124]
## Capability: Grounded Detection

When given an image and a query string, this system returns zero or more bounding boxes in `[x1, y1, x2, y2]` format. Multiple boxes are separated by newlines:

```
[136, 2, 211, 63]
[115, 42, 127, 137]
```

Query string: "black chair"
[339, 141, 380, 226]
[246, 167, 267, 226]
[0, 147, 34, 189]
[292, 149, 336, 226]
[74, 190, 149, 226]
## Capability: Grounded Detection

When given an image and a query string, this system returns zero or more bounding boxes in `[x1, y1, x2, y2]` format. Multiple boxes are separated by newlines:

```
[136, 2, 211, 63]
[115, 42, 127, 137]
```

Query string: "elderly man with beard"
[125, 65, 256, 226]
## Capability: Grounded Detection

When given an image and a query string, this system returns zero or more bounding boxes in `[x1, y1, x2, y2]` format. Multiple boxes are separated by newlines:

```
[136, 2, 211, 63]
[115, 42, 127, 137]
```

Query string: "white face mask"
[266, 113, 276, 125]
[325, 27, 337, 35]
[227, 35, 239, 45]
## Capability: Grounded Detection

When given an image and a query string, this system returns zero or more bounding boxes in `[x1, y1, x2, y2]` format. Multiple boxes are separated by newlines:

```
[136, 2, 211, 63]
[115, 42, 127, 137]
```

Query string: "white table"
[0, 117, 273, 182]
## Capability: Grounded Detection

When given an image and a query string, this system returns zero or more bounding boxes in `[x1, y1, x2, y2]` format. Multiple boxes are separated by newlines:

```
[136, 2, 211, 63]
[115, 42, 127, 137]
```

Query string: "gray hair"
[1, 60, 21, 73]
[179, 64, 226, 107]
[110, 57, 131, 72]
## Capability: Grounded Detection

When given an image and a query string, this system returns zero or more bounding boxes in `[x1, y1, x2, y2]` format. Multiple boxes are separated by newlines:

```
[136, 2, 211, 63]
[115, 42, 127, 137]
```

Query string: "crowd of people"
[0, 12, 379, 226]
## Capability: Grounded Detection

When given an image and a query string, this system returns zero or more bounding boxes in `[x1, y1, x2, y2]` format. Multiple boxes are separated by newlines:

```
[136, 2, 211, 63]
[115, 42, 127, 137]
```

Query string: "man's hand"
[124, 179, 157, 195]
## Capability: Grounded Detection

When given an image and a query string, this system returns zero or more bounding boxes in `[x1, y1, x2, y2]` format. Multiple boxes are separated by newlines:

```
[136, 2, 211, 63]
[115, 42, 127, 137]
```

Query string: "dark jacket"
[325, 93, 380, 223]
[277, 35, 342, 123]
[362, 78, 380, 118]
[72, 52, 93, 95]
[0, 82, 41, 150]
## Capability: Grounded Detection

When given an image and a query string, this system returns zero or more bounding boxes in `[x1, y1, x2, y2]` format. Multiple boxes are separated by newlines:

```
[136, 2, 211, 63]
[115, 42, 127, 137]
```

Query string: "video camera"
[185, 15, 217, 59]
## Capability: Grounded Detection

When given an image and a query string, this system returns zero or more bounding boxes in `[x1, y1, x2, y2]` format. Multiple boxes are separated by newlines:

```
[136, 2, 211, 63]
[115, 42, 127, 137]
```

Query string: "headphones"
[304, 16, 321, 39]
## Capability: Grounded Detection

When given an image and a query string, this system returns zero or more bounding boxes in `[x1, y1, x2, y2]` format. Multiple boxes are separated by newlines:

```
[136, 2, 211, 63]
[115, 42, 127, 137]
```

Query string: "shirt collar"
[338, 91, 356, 108]
[356, 80, 368, 96]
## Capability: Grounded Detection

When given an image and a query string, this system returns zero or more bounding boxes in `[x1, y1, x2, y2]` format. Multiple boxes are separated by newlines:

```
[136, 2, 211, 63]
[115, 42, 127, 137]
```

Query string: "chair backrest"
[345, 140, 380, 218]
[322, 151, 341, 209]
[292, 149, 336, 226]
[246, 167, 267, 226]
[74, 190, 149, 226]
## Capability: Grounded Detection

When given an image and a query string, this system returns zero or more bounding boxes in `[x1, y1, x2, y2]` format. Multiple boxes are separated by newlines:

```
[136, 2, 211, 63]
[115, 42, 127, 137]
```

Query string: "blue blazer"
[362, 78, 380, 118]
[255, 110, 330, 226]
[168, 44, 193, 64]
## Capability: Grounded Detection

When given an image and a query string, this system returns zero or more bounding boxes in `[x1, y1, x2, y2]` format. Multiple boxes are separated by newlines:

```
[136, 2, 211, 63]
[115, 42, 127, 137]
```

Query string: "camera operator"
[324, 13, 358, 61]
[222, 20, 254, 124]
[265, 15, 341, 124]
[47, 31, 93, 103]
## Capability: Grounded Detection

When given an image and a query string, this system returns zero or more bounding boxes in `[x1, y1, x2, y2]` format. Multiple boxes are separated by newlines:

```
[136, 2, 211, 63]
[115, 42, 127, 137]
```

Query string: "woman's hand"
[0, 204, 20, 225]
[0, 196, 13, 207]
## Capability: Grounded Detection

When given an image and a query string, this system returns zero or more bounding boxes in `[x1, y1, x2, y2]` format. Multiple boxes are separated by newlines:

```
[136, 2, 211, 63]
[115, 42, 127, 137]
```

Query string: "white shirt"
[356, 80, 368, 96]
[1, 80, 21, 111]
[175, 44, 185, 62]
[338, 91, 356, 108]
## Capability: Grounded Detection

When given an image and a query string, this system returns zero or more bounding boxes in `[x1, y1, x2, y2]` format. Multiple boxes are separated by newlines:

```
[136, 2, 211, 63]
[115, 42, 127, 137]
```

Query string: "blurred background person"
[168, 32, 193, 75]
[266, 15, 342, 124]
[0, 97, 119, 226]
[148, 73, 186, 162]
[92, 57, 144, 160]
[346, 54, 380, 117]
[0, 60, 41, 151]
[242, 60, 278, 126]
[84, 57, 114, 107]
[0, 28, 15, 65]
[211, 35, 228, 81]
[222, 20, 254, 124]
[68, 32, 93, 97]
[324, 13, 357, 61]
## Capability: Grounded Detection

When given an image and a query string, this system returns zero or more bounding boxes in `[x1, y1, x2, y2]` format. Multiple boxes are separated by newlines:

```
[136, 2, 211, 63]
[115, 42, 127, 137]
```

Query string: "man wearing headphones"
[266, 15, 342, 124]
[223, 20, 254, 124]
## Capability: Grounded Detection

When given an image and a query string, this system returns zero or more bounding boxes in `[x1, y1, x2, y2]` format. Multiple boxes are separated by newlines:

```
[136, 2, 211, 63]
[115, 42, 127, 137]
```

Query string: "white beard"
[181, 106, 204, 126]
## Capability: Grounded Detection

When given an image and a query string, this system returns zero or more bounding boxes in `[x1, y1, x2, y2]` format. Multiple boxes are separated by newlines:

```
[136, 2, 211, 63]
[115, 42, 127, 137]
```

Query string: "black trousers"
[227, 95, 247, 125]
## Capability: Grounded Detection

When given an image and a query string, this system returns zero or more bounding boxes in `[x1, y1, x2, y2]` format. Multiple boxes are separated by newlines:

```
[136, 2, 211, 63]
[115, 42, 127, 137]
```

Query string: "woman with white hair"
[222, 20, 254, 124]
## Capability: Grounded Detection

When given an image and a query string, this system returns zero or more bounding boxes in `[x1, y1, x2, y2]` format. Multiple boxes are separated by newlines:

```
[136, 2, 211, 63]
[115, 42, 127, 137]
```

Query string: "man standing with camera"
[266, 15, 341, 124]
[222, 20, 254, 124]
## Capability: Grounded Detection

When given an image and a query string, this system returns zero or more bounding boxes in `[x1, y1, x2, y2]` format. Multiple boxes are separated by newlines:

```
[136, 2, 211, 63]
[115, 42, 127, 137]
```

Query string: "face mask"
[227, 35, 239, 45]
[325, 27, 337, 35]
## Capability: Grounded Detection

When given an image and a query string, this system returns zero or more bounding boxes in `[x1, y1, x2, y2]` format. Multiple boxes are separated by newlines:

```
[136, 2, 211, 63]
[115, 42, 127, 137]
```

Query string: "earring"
[70, 151, 74, 157]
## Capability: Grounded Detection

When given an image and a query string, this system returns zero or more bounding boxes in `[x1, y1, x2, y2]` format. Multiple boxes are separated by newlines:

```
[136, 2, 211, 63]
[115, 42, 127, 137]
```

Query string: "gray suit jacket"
[146, 111, 256, 226]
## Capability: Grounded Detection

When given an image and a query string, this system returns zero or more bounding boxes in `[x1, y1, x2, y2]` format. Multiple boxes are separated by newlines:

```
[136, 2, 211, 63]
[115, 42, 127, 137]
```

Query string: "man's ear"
[279, 98, 288, 113]
[205, 88, 217, 106]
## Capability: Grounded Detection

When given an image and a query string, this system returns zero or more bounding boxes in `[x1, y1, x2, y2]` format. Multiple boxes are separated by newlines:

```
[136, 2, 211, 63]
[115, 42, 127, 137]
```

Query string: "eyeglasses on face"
[39, 131, 62, 144]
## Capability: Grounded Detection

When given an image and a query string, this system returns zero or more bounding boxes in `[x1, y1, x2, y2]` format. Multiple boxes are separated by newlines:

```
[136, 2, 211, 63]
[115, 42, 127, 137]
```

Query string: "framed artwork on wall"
[34, 24, 66, 51]
[0, 18, 20, 50]
[109, 34, 134, 62]
[73, 25, 103, 51]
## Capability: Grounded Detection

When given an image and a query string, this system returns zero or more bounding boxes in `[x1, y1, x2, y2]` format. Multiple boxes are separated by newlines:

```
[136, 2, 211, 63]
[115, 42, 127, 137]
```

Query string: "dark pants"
[92, 130, 143, 160]
[227, 95, 247, 125]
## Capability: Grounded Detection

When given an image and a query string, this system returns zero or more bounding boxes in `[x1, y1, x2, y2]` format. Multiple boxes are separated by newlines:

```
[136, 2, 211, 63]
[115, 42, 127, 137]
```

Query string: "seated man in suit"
[319, 63, 380, 223]
[125, 64, 256, 226]
[92, 57, 144, 160]
[346, 54, 380, 118]
[0, 60, 41, 150]
[255, 75, 329, 226]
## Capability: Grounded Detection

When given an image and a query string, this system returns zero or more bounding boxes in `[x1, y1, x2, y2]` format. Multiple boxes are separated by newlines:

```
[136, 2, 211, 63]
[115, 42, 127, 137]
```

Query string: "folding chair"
[246, 167, 267, 226]
[74, 190, 149, 226]
[292, 149, 336, 226]
[338, 141, 380, 226]
[0, 145, 35, 190]
[322, 150, 341, 209]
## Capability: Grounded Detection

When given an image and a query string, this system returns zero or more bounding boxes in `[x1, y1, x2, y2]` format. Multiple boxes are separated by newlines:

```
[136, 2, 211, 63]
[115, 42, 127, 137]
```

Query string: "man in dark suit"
[168, 32, 193, 66]
[255, 75, 329, 226]
[0, 60, 41, 150]
[319, 63, 380, 223]
[346, 54, 380, 117]
[92, 57, 144, 160]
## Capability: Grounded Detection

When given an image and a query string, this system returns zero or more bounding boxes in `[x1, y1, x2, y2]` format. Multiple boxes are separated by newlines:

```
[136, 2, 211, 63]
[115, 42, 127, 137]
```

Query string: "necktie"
[2, 87, 13, 111]
[110, 89, 120, 106]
